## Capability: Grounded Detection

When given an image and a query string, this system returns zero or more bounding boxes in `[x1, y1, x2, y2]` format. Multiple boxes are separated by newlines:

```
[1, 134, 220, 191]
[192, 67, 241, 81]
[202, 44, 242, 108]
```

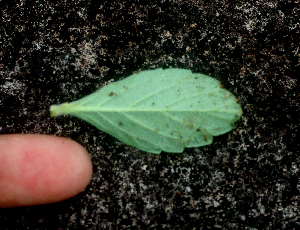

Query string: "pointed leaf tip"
[50, 68, 243, 153]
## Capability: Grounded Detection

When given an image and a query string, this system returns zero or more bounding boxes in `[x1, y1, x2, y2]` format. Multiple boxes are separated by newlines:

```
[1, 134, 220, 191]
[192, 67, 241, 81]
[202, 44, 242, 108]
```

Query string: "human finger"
[0, 134, 93, 208]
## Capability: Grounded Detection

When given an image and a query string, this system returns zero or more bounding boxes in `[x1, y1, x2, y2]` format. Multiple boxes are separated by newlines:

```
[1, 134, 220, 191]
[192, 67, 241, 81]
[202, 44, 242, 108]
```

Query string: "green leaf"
[50, 68, 242, 154]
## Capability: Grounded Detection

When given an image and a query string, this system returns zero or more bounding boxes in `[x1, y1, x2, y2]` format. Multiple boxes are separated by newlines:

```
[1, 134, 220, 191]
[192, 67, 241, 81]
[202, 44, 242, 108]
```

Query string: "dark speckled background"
[0, 0, 299, 229]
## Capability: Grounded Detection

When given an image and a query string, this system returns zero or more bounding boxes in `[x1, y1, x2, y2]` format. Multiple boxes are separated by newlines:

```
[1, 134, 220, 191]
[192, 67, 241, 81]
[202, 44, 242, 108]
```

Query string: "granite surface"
[0, 0, 299, 229]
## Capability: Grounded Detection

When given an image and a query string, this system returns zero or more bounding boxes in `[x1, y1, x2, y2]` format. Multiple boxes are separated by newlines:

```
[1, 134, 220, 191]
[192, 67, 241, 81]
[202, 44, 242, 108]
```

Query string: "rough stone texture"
[0, 0, 299, 229]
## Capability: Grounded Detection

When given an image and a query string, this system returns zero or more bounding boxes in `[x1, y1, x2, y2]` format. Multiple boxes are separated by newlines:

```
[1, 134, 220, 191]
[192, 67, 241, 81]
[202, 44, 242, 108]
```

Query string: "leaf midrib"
[64, 105, 239, 113]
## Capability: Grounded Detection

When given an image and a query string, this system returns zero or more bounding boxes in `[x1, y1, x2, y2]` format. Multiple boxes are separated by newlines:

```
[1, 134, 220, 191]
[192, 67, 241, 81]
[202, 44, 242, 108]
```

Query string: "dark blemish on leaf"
[222, 92, 230, 100]
[119, 122, 123, 126]
[152, 102, 155, 105]
[195, 77, 198, 79]
[109, 92, 116, 96]
[196, 128, 201, 132]
[187, 124, 194, 129]
[204, 135, 208, 142]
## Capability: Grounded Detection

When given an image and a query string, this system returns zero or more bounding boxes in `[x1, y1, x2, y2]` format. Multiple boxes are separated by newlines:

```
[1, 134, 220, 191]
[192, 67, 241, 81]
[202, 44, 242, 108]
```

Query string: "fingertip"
[0, 134, 93, 208]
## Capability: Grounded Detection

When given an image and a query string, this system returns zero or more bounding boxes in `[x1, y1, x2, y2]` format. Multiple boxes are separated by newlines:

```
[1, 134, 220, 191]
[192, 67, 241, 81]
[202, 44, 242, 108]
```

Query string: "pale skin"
[0, 134, 93, 208]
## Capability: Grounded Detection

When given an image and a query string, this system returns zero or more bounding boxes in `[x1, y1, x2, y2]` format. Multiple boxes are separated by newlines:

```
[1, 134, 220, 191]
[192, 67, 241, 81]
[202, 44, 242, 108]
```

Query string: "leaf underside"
[50, 68, 243, 154]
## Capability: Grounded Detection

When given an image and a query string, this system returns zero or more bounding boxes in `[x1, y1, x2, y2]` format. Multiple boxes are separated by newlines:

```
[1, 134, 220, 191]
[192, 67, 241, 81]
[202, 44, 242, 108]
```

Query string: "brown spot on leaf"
[204, 135, 208, 142]
[109, 92, 116, 96]
[119, 122, 123, 126]
[187, 123, 194, 129]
